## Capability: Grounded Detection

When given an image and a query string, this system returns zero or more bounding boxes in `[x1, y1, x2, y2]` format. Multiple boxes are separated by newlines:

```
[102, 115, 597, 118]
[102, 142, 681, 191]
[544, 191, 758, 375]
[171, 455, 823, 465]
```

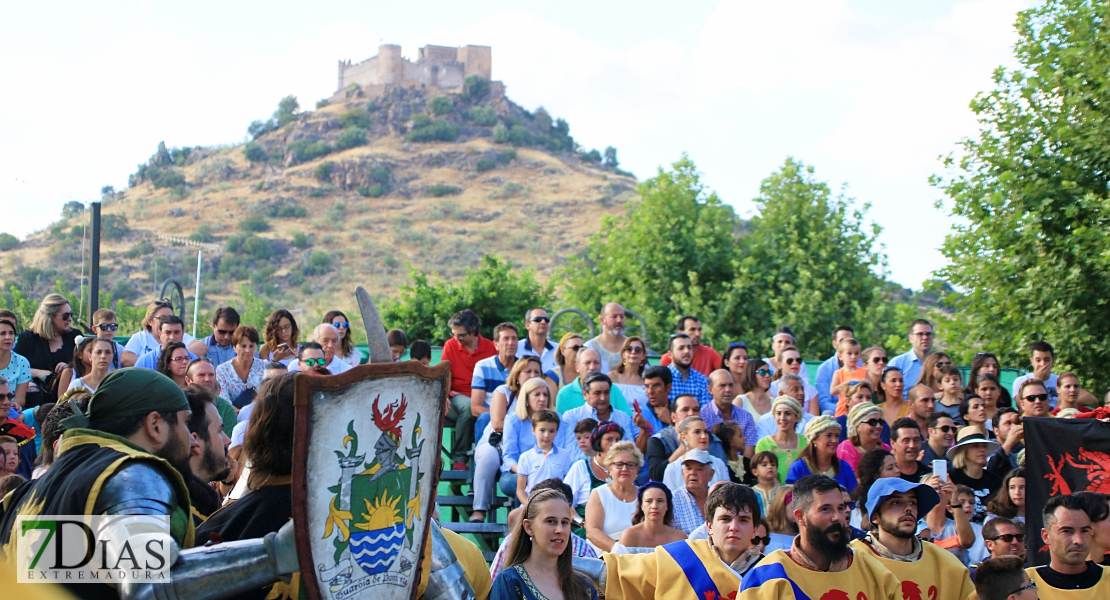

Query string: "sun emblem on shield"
[317, 395, 426, 596]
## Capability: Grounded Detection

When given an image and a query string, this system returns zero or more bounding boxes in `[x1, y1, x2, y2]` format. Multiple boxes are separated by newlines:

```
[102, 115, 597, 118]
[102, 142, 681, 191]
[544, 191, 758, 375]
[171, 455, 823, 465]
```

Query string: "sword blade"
[355, 285, 394, 364]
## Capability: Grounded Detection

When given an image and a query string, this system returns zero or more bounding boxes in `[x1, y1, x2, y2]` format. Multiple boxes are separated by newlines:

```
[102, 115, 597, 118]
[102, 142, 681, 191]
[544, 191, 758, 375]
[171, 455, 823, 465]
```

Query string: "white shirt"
[287, 355, 353, 375]
[517, 337, 558, 375]
[756, 410, 814, 440]
[124, 329, 197, 358]
[662, 456, 729, 494]
[516, 445, 571, 496]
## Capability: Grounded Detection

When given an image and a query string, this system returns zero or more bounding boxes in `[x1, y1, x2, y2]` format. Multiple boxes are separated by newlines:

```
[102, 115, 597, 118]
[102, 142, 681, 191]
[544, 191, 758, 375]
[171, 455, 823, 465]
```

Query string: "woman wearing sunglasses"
[861, 346, 887, 397]
[768, 347, 819, 415]
[323, 311, 360, 367]
[836, 402, 891, 473]
[553, 333, 584, 389]
[735, 359, 774, 419]
[14, 293, 78, 407]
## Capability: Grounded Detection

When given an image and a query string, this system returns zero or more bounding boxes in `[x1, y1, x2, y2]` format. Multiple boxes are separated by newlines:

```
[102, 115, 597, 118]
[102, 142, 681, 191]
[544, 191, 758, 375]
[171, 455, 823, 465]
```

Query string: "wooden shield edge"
[292, 360, 452, 600]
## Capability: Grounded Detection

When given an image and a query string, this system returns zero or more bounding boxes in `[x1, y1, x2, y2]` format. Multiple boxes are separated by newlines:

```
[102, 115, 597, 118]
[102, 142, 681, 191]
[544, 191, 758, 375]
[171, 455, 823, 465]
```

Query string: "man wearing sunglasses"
[983, 516, 1027, 562]
[295, 342, 331, 376]
[1018, 378, 1052, 418]
[660, 316, 722, 378]
[201, 306, 241, 367]
[921, 413, 957, 468]
[889, 319, 936, 399]
[517, 308, 557, 374]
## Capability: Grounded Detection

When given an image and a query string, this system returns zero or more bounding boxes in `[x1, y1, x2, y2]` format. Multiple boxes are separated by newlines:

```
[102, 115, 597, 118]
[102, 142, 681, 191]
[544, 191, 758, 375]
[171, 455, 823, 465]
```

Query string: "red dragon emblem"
[1045, 447, 1110, 495]
[820, 591, 850, 600]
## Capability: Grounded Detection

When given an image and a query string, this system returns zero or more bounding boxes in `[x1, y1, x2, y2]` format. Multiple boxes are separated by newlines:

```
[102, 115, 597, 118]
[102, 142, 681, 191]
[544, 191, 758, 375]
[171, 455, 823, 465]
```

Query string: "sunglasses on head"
[529, 316, 550, 323]
[302, 357, 327, 367]
[95, 323, 118, 331]
[729, 342, 747, 349]
[1024, 393, 1049, 403]
[154, 300, 173, 309]
[333, 321, 349, 329]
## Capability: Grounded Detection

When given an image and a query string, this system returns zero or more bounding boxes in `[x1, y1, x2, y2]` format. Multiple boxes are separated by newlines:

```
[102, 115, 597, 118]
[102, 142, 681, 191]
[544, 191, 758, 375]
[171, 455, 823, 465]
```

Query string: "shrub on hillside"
[238, 214, 270, 233]
[150, 168, 186, 190]
[407, 119, 459, 143]
[291, 231, 309, 248]
[428, 185, 462, 197]
[498, 149, 517, 164]
[428, 96, 453, 115]
[275, 95, 299, 127]
[338, 109, 369, 129]
[493, 123, 509, 143]
[508, 126, 534, 147]
[357, 184, 387, 198]
[314, 162, 335, 181]
[0, 233, 18, 251]
[102, 215, 129, 240]
[336, 127, 367, 150]
[370, 167, 391, 184]
[277, 204, 307, 218]
[582, 149, 602, 163]
[243, 142, 269, 163]
[287, 140, 333, 163]
[466, 107, 498, 127]
[464, 75, 489, 100]
[123, 238, 155, 259]
[315, 98, 329, 109]
[189, 224, 215, 243]
[476, 158, 496, 172]
[307, 250, 333, 274]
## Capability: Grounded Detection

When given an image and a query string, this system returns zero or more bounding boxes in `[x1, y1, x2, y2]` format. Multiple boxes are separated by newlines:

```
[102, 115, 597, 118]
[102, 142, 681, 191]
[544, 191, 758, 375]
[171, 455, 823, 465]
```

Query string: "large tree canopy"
[934, 0, 1110, 389]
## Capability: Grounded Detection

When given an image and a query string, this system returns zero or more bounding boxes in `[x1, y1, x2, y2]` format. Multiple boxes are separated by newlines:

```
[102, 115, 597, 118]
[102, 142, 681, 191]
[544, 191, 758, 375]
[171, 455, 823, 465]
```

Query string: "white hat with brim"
[946, 428, 1000, 460]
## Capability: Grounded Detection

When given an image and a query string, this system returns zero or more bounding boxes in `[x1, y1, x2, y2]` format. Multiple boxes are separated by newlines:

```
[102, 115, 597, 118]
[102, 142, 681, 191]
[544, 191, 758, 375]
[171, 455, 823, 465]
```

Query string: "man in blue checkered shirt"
[670, 448, 713, 534]
[701, 369, 757, 458]
[666, 334, 712, 407]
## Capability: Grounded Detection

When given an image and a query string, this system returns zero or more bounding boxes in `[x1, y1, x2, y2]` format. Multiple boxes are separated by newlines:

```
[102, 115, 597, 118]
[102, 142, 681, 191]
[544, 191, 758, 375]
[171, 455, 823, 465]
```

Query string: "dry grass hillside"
[2, 83, 638, 322]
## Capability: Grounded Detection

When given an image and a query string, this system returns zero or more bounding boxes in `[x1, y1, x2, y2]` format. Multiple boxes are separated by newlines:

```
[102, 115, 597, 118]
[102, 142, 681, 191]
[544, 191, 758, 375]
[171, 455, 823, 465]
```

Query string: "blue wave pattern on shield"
[350, 523, 406, 574]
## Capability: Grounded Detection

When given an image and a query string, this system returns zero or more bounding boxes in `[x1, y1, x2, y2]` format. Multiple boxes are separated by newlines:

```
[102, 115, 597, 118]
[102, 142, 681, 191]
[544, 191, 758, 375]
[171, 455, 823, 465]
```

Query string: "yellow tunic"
[850, 539, 976, 600]
[602, 539, 741, 600]
[739, 548, 902, 600]
[415, 526, 492, 600]
[1027, 565, 1110, 600]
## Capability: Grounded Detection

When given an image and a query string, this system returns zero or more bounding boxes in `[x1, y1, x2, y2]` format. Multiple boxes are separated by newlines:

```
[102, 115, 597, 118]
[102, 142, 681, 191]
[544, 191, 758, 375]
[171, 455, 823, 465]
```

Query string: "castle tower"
[377, 44, 403, 85]
[457, 45, 492, 81]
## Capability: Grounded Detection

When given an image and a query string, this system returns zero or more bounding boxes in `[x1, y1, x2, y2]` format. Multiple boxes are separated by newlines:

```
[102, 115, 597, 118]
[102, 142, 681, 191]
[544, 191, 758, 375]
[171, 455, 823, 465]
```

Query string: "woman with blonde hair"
[553, 332, 584, 389]
[584, 440, 642, 554]
[15, 293, 78, 406]
[121, 299, 202, 366]
[609, 336, 649, 412]
[258, 309, 300, 365]
[491, 487, 598, 599]
[765, 484, 797, 553]
[473, 375, 562, 522]
[489, 356, 553, 433]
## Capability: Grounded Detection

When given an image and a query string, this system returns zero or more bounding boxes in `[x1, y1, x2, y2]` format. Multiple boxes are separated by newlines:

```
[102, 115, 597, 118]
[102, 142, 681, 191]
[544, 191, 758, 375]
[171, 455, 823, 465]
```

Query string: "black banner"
[1023, 416, 1110, 566]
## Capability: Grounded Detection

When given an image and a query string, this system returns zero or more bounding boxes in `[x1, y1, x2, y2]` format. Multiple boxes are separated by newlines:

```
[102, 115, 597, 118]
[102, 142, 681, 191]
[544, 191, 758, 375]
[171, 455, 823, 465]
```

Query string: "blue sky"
[0, 0, 1034, 288]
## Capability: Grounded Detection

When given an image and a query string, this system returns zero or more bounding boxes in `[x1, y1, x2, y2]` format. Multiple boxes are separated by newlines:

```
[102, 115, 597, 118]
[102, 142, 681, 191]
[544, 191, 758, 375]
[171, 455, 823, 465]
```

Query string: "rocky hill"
[1, 81, 637, 324]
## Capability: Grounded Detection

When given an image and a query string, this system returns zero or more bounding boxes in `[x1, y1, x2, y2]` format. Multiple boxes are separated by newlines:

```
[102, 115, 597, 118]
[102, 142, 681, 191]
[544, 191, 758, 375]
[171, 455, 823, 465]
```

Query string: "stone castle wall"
[338, 44, 494, 94]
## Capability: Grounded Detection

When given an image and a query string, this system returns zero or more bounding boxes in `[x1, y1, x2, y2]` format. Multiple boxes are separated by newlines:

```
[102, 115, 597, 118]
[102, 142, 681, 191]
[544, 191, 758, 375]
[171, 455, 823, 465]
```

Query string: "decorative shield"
[293, 362, 450, 600]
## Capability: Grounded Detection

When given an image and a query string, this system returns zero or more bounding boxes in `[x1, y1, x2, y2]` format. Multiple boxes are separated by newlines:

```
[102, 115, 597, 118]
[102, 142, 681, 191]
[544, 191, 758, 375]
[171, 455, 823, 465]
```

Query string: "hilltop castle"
[337, 44, 503, 97]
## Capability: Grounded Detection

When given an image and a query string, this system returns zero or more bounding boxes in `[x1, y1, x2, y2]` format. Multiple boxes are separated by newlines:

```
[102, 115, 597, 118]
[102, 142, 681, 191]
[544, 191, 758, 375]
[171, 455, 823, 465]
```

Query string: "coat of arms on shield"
[292, 361, 449, 600]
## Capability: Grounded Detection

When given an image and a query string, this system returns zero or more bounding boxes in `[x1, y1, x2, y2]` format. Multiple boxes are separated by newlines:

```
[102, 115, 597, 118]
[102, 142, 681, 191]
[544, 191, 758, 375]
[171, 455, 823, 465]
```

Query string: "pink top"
[836, 439, 891, 473]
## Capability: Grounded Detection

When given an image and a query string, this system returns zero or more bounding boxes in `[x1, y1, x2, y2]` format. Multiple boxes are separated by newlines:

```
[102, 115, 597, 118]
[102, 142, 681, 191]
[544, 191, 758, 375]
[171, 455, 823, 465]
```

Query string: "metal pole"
[192, 249, 202, 338]
[89, 202, 101, 324]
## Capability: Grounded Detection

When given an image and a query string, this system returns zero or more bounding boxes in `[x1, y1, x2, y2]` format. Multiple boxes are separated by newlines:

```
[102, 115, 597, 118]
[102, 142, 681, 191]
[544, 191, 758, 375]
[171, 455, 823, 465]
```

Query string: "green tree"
[0, 233, 18, 251]
[464, 75, 489, 100]
[243, 142, 269, 163]
[719, 158, 896, 360]
[933, 0, 1110, 388]
[560, 155, 738, 350]
[275, 95, 299, 126]
[382, 254, 556, 343]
